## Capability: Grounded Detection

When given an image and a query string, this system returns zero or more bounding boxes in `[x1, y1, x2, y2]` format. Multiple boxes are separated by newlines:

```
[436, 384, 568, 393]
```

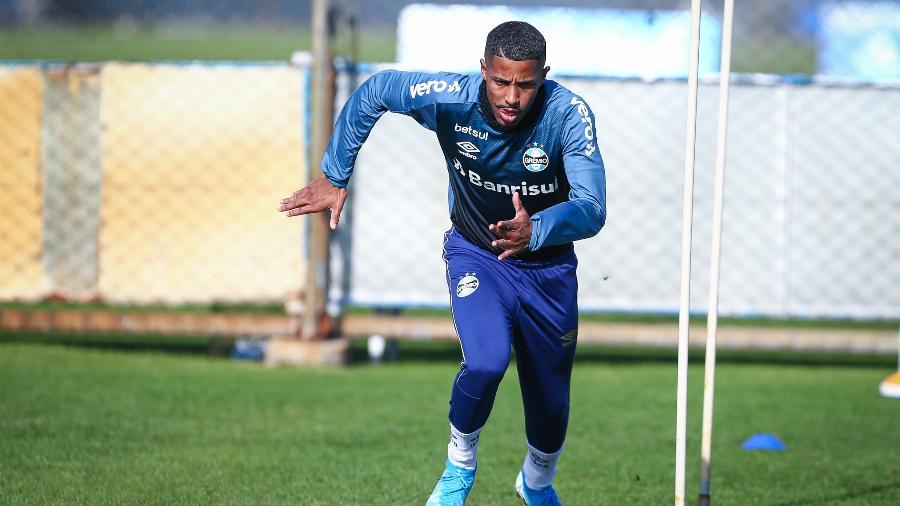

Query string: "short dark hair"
[484, 21, 546, 66]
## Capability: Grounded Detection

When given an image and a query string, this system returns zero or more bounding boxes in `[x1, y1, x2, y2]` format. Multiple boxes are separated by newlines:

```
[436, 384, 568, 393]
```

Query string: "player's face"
[481, 55, 550, 128]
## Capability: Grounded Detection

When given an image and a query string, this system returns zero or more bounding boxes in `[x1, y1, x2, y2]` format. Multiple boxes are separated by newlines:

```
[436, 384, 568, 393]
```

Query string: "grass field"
[0, 25, 816, 74]
[1, 342, 898, 505]
[0, 26, 395, 63]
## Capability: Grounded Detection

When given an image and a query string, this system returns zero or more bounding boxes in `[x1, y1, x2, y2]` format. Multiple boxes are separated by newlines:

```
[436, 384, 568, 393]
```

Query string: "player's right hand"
[278, 176, 349, 230]
[489, 191, 532, 261]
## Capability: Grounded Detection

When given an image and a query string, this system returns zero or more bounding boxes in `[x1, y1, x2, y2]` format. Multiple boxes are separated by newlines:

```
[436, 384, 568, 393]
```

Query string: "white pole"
[699, 1, 735, 505]
[676, 1, 703, 505]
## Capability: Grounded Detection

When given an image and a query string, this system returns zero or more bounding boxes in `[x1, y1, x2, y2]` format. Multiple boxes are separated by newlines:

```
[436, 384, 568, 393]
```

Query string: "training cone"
[880, 372, 900, 399]
[741, 433, 787, 451]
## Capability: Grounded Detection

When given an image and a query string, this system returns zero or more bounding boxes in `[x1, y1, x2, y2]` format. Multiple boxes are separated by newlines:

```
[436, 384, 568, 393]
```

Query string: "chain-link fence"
[1, 0, 898, 321]
[0, 61, 308, 304]
[1, 1, 314, 306]
[330, 0, 900, 320]
[337, 73, 900, 319]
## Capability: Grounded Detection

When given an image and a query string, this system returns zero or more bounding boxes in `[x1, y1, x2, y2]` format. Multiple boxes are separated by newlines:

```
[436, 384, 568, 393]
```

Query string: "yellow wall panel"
[99, 63, 307, 303]
[0, 67, 44, 299]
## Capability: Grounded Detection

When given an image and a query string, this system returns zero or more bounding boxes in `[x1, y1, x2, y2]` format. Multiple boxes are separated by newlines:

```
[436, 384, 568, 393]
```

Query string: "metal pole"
[699, 1, 735, 505]
[675, 1, 703, 504]
[303, 0, 334, 340]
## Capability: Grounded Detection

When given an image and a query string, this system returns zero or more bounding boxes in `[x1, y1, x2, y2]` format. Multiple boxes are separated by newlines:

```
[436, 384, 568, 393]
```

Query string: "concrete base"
[264, 337, 350, 367]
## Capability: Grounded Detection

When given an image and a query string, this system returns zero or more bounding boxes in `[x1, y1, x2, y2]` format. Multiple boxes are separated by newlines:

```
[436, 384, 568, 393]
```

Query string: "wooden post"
[303, 0, 335, 341]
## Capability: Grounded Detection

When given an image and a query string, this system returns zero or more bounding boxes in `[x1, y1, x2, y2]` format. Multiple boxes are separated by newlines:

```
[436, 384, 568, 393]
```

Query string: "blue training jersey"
[321, 70, 606, 261]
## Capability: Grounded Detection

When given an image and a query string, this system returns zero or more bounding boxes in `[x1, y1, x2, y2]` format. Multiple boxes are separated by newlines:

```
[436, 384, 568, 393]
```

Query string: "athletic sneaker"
[515, 470, 562, 506]
[425, 459, 476, 506]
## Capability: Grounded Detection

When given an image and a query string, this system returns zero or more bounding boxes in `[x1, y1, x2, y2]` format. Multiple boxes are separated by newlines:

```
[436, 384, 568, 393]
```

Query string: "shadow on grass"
[774, 481, 900, 505]
[0, 330, 235, 356]
[2, 331, 894, 369]
[347, 339, 896, 368]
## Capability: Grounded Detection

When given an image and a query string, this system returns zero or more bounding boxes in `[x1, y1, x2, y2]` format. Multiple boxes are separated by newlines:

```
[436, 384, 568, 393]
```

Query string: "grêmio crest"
[522, 144, 549, 172]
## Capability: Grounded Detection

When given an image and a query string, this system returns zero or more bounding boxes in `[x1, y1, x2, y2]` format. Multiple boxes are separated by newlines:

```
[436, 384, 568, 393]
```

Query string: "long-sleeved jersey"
[322, 70, 606, 261]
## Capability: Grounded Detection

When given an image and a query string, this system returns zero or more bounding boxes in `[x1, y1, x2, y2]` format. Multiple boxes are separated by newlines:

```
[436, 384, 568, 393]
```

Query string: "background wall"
[338, 73, 900, 319]
[0, 62, 308, 304]
[0, 0, 897, 320]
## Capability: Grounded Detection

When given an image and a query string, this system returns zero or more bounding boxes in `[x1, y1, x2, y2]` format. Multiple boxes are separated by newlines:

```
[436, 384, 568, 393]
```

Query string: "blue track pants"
[442, 228, 578, 453]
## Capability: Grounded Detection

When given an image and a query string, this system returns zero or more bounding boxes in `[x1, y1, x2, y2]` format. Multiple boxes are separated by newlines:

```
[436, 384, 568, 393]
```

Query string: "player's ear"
[542, 66, 550, 79]
[481, 58, 489, 80]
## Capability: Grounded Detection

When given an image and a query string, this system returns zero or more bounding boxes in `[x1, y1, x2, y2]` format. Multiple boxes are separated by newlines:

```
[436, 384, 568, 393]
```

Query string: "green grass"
[732, 39, 818, 76]
[0, 25, 396, 63]
[0, 25, 819, 76]
[1, 343, 898, 504]
[0, 329, 236, 355]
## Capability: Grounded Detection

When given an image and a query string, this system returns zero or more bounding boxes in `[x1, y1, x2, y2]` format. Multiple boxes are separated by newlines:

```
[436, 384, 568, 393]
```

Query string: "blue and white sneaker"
[425, 459, 476, 506]
[515, 470, 562, 506]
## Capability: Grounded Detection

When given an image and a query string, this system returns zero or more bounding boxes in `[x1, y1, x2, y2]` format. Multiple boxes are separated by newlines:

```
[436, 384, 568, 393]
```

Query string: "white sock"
[522, 444, 562, 490]
[447, 423, 481, 470]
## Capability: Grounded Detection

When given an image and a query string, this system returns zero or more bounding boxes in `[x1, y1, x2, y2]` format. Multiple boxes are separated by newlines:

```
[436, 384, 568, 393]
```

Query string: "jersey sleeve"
[321, 70, 469, 188]
[529, 95, 607, 251]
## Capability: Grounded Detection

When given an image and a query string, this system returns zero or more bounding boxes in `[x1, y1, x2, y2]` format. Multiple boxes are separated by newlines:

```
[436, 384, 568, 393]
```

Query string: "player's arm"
[279, 70, 467, 224]
[528, 95, 607, 250]
[320, 69, 462, 189]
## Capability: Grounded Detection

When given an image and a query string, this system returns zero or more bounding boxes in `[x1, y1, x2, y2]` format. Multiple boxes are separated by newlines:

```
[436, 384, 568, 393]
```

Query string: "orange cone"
[880, 371, 900, 399]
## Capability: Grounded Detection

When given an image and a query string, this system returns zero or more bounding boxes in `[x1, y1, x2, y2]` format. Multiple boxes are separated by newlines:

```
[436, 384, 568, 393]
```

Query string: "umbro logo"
[456, 141, 480, 160]
[457, 141, 479, 153]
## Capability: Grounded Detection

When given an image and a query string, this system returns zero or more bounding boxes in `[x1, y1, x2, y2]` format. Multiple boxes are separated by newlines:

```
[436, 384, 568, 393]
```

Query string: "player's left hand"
[489, 192, 532, 261]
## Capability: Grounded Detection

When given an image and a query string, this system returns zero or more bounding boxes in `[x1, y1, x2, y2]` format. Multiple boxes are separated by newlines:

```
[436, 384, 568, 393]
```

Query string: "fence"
[0, 0, 898, 323]
[0, 62, 308, 304]
[337, 72, 900, 319]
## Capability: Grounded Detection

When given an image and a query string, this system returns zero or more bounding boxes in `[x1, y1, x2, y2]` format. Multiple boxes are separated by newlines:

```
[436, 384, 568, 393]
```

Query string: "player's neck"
[478, 80, 544, 133]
